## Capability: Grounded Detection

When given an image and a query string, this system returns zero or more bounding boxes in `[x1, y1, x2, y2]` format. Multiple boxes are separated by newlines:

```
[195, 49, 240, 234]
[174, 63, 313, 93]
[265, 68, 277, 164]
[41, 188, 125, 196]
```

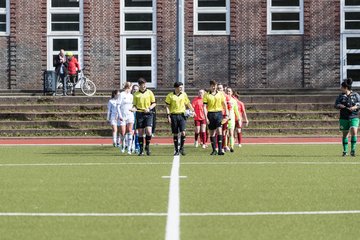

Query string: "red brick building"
[0, 0, 359, 91]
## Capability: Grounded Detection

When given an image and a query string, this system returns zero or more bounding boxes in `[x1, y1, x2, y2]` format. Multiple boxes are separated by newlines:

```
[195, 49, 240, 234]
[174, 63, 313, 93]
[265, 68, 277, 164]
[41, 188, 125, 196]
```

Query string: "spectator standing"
[54, 49, 68, 96]
[65, 51, 81, 96]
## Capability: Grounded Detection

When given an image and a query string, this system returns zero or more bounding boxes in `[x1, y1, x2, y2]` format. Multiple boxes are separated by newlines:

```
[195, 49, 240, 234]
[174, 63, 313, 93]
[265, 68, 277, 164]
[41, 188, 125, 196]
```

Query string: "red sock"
[200, 132, 205, 144]
[237, 132, 242, 144]
[195, 133, 199, 141]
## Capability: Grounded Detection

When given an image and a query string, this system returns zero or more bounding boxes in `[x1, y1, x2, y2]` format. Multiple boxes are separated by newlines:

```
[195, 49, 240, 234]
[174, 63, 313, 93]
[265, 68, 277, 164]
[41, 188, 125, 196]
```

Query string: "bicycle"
[58, 69, 96, 96]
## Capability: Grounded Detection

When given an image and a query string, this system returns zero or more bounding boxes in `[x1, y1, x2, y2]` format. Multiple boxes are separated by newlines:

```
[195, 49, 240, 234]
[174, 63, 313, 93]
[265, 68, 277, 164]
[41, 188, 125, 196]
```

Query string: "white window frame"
[120, 0, 157, 88]
[267, 0, 304, 35]
[194, 0, 230, 35]
[0, 0, 10, 36]
[341, 0, 360, 33]
[47, 36, 83, 71]
[47, 0, 83, 36]
[47, 0, 84, 70]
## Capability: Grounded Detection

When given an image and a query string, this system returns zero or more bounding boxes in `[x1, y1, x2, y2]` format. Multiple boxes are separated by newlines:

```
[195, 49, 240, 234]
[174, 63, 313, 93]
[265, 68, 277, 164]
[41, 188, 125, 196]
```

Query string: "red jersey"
[67, 57, 80, 75]
[191, 96, 205, 121]
[234, 97, 246, 121]
[222, 93, 231, 115]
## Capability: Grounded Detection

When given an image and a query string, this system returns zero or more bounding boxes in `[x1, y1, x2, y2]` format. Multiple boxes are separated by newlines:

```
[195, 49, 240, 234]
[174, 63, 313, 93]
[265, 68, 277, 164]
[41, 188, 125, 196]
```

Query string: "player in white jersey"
[117, 82, 135, 154]
[107, 90, 121, 147]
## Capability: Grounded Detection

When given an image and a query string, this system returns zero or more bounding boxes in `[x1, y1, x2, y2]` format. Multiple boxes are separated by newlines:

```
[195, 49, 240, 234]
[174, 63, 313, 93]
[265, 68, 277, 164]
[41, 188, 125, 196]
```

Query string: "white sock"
[121, 135, 126, 148]
[112, 132, 117, 144]
[127, 133, 133, 151]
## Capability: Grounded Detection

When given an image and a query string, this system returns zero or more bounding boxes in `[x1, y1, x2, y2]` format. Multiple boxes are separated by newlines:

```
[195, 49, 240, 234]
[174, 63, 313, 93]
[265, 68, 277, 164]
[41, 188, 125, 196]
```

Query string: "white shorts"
[109, 119, 118, 126]
[119, 114, 135, 126]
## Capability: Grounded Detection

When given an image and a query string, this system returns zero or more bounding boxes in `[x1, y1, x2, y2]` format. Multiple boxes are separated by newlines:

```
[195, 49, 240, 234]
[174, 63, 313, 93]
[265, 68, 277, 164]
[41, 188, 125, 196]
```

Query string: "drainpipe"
[176, 0, 185, 88]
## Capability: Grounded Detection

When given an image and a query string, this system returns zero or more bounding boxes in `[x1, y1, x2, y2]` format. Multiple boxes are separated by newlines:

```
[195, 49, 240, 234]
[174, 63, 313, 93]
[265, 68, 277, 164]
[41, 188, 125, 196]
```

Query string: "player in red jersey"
[233, 91, 249, 147]
[192, 89, 207, 148]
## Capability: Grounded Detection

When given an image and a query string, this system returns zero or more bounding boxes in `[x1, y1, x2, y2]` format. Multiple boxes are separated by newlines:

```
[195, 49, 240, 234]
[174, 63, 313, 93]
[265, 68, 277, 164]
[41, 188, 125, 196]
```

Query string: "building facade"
[0, 0, 359, 91]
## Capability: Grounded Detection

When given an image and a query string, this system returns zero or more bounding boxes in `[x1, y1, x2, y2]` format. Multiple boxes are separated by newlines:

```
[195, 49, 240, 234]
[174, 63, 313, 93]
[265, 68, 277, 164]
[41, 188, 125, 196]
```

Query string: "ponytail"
[341, 78, 353, 90]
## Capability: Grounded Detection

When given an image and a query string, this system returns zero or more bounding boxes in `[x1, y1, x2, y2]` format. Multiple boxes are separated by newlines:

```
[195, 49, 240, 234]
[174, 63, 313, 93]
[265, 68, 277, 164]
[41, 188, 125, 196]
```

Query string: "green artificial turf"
[0, 144, 359, 239]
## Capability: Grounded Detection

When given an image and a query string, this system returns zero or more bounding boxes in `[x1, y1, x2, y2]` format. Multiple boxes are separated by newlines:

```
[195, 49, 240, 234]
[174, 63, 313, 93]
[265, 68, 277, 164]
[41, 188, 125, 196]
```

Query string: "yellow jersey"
[165, 91, 190, 114]
[203, 91, 225, 112]
[133, 89, 156, 112]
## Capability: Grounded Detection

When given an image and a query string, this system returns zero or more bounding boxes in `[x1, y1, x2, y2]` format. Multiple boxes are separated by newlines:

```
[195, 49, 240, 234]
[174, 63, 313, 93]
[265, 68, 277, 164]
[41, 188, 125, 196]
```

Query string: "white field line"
[1, 210, 360, 217]
[1, 161, 360, 168]
[165, 155, 181, 240]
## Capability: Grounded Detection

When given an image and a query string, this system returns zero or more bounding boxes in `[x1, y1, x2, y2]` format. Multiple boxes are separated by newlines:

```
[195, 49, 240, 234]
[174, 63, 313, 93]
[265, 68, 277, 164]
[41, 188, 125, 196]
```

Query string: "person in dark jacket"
[54, 49, 68, 96]
[335, 78, 360, 157]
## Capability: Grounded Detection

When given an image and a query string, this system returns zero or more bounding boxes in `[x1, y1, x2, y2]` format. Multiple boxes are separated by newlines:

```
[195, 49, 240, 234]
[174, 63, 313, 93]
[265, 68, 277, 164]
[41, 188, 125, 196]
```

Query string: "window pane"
[126, 39, 152, 51]
[0, 0, 5, 8]
[198, 23, 226, 31]
[125, 13, 152, 31]
[125, 0, 152, 7]
[52, 0, 79, 8]
[345, 22, 360, 29]
[53, 39, 78, 51]
[0, 14, 5, 22]
[272, 22, 299, 30]
[198, 0, 226, 7]
[346, 12, 360, 20]
[272, 13, 299, 21]
[127, 55, 151, 67]
[347, 54, 360, 65]
[52, 14, 79, 22]
[0, 23, 5, 32]
[347, 69, 360, 82]
[345, 0, 360, 6]
[125, 13, 152, 21]
[347, 37, 360, 49]
[51, 14, 79, 31]
[127, 70, 152, 83]
[272, 0, 300, 6]
[198, 13, 226, 21]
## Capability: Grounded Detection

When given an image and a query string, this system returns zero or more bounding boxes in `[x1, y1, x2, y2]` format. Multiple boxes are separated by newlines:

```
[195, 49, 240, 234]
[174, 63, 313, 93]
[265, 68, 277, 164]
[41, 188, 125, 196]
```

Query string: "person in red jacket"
[65, 51, 81, 96]
[192, 89, 207, 148]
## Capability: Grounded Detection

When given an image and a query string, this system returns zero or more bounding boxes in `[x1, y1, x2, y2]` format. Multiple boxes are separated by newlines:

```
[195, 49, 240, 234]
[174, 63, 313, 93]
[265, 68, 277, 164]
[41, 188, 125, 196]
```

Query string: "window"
[47, 0, 83, 70]
[121, 0, 156, 87]
[194, 0, 230, 35]
[267, 0, 304, 35]
[342, 0, 360, 32]
[0, 0, 9, 35]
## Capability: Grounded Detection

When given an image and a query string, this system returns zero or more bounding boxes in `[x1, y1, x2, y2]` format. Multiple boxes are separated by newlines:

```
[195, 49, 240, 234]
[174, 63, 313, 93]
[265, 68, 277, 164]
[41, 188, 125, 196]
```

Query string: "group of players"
[107, 78, 248, 156]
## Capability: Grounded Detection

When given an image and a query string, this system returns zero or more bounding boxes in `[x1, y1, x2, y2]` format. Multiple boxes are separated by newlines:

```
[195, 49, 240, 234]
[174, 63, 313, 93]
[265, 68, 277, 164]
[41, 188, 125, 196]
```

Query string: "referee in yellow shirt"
[132, 78, 156, 156]
[203, 80, 229, 155]
[165, 82, 195, 156]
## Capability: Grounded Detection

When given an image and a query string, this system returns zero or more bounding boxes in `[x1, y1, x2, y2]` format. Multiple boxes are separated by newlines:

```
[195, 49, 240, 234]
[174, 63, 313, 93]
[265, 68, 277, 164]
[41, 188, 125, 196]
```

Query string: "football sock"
[139, 136, 144, 152]
[210, 136, 216, 151]
[200, 132, 206, 144]
[343, 137, 349, 153]
[173, 135, 179, 151]
[230, 136, 234, 149]
[217, 135, 223, 152]
[237, 132, 242, 144]
[112, 132, 117, 145]
[180, 135, 186, 149]
[351, 136, 357, 152]
[145, 135, 151, 147]
[195, 133, 199, 142]
[127, 133, 133, 151]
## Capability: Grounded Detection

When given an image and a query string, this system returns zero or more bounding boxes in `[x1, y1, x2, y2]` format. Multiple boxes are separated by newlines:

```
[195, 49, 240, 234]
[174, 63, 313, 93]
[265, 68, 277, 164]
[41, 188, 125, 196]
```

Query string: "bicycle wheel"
[81, 78, 96, 96]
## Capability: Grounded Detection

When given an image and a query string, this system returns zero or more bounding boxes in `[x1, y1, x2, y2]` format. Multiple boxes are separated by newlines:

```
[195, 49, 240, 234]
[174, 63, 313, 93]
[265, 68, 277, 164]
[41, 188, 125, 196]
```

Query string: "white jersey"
[117, 91, 133, 119]
[107, 98, 120, 121]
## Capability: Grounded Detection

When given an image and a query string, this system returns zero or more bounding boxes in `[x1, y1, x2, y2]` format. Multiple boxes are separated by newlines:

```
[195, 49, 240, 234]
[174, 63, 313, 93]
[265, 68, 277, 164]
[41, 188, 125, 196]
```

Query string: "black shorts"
[136, 112, 153, 129]
[207, 111, 223, 130]
[170, 114, 187, 134]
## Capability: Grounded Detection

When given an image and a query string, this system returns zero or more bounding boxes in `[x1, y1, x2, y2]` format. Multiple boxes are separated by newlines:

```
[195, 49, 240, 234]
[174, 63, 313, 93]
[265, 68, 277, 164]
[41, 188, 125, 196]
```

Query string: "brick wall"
[84, 0, 120, 91]
[157, 0, 177, 88]
[10, 0, 46, 90]
[0, 38, 8, 89]
[304, 0, 340, 88]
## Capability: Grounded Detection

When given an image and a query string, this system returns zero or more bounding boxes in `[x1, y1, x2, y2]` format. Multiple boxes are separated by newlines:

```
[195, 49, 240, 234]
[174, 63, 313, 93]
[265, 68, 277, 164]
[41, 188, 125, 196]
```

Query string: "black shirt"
[335, 91, 360, 119]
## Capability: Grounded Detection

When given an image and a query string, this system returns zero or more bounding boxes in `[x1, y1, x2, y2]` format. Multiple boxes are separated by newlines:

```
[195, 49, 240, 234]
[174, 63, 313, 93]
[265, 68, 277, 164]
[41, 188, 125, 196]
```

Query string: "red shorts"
[235, 121, 242, 128]
[194, 119, 206, 126]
